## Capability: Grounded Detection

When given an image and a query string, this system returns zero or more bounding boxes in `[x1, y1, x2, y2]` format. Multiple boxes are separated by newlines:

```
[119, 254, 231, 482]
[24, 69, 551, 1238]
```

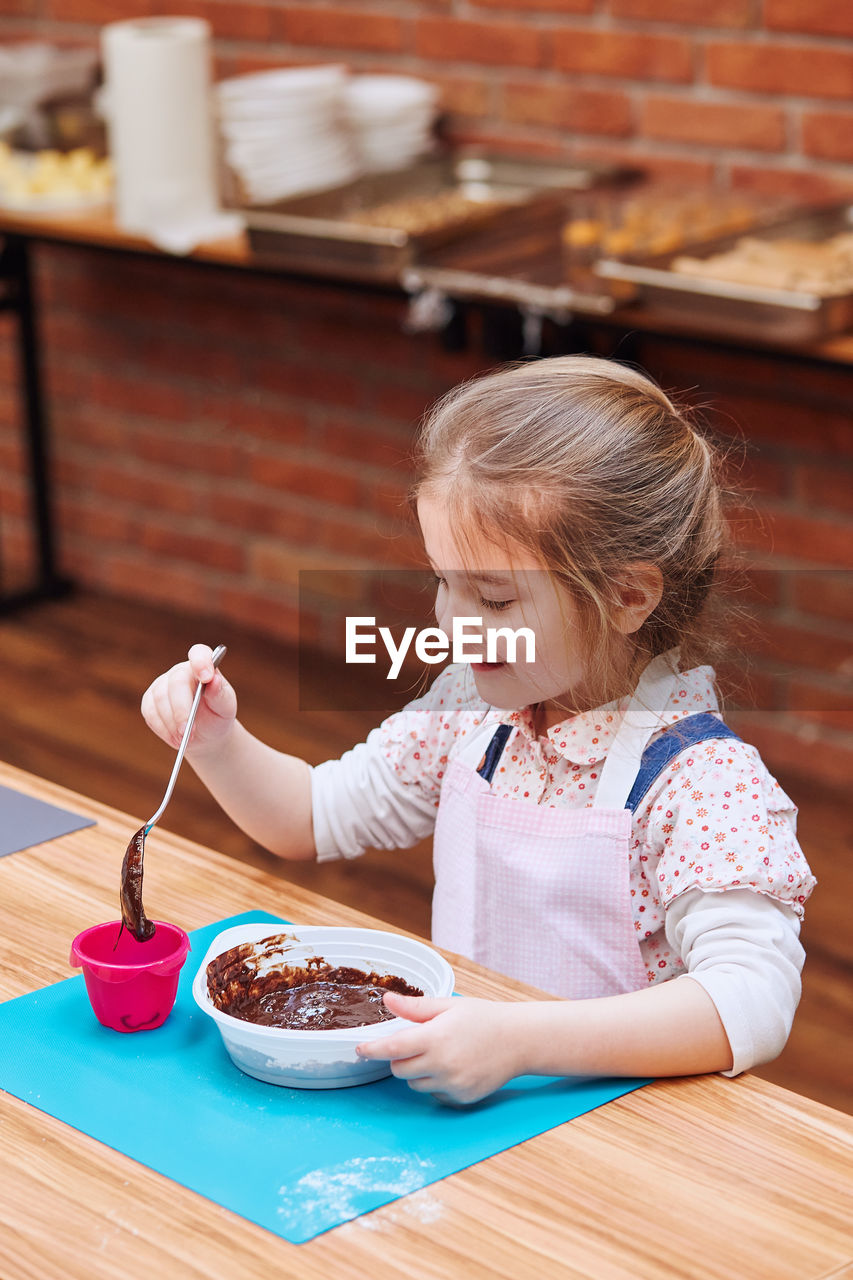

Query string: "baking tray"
[243, 153, 639, 283]
[403, 235, 617, 320]
[595, 201, 853, 343]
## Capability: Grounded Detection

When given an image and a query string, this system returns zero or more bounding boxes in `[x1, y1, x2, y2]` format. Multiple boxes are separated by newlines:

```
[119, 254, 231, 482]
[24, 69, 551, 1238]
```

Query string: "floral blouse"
[347, 663, 817, 985]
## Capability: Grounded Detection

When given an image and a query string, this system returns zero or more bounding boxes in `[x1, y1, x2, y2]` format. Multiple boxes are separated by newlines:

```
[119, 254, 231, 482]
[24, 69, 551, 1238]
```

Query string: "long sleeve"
[311, 732, 439, 860]
[310, 664, 492, 861]
[665, 887, 805, 1075]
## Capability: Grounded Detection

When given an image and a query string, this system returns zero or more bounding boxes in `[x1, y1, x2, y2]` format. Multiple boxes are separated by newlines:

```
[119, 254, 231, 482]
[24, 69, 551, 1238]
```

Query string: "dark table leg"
[0, 234, 72, 613]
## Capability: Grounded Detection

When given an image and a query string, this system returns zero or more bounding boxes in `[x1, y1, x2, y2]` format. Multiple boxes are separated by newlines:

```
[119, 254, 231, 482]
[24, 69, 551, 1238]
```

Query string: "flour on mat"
[276, 1154, 436, 1233]
[340, 1187, 446, 1235]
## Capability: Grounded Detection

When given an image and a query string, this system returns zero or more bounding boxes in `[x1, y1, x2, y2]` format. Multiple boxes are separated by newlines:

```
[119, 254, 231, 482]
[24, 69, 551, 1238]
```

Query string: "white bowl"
[216, 64, 347, 102]
[344, 74, 439, 116]
[192, 923, 455, 1089]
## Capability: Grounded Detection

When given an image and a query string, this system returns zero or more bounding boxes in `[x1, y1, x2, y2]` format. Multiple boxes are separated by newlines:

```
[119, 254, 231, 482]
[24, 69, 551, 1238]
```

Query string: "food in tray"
[347, 189, 502, 234]
[0, 142, 112, 210]
[206, 936, 423, 1030]
[563, 190, 768, 261]
[672, 232, 853, 295]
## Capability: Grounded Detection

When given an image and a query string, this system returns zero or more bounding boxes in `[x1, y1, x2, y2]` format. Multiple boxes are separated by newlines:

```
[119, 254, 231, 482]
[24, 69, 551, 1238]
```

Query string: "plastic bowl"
[192, 923, 455, 1089]
[70, 920, 190, 1033]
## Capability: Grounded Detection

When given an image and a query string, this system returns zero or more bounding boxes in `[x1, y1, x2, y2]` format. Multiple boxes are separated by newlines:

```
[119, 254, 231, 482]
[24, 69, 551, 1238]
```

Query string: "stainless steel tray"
[243, 153, 639, 283]
[402, 260, 616, 320]
[595, 202, 853, 343]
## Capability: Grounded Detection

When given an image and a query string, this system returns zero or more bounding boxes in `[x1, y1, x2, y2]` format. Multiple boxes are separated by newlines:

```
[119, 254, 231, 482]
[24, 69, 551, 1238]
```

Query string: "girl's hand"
[357, 993, 523, 1105]
[141, 644, 238, 757]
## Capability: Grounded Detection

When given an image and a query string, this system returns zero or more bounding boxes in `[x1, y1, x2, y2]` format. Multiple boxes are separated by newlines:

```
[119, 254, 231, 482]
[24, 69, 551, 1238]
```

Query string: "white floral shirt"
[316, 663, 816, 987]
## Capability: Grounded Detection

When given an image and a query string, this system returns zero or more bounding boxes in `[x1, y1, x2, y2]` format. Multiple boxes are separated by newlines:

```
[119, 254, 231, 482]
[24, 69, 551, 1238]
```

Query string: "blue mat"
[0, 911, 649, 1243]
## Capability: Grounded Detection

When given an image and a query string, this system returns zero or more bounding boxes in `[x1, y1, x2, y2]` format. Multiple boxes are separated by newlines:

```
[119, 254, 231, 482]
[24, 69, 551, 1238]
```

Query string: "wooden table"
[1, 760, 852, 1280]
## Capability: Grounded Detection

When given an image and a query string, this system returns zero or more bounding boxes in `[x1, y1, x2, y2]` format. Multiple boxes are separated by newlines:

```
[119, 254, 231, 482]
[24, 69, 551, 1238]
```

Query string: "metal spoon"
[119, 644, 226, 942]
[143, 643, 227, 837]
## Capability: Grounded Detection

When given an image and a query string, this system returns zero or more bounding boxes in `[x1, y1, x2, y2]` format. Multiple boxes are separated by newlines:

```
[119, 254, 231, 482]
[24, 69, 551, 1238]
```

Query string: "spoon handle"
[144, 644, 227, 836]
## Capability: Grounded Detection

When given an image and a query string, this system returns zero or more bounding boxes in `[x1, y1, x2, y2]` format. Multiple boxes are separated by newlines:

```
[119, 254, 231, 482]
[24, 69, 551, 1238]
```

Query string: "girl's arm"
[187, 720, 314, 860]
[358, 976, 731, 1105]
[143, 647, 460, 862]
[359, 891, 805, 1104]
[518, 975, 733, 1077]
[141, 646, 314, 859]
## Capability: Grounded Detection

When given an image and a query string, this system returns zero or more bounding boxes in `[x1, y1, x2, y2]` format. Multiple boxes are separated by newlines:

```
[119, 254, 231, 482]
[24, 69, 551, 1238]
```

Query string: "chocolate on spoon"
[118, 644, 227, 944]
[119, 824, 155, 942]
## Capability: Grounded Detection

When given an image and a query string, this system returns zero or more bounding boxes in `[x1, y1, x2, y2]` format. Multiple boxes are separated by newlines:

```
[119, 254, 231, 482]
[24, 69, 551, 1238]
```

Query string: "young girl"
[142, 356, 815, 1106]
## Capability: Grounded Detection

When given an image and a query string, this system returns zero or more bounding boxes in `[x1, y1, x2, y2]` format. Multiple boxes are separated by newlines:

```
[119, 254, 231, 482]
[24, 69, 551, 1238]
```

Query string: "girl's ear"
[611, 563, 664, 635]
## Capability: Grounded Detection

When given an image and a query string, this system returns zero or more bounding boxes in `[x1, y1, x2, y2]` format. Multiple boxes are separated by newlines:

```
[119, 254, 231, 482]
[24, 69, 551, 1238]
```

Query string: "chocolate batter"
[206, 935, 423, 1030]
[119, 824, 155, 943]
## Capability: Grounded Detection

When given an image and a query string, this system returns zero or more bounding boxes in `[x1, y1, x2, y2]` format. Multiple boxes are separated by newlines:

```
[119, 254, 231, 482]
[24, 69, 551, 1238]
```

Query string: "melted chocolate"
[238, 981, 396, 1030]
[206, 935, 422, 1030]
[119, 824, 155, 943]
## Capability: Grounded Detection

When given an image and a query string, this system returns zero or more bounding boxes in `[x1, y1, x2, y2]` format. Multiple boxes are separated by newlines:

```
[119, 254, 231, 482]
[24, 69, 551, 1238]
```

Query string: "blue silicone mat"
[0, 911, 649, 1243]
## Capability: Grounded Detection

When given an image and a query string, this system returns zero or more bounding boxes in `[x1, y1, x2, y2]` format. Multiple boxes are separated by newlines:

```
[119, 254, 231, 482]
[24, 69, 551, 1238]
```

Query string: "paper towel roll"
[101, 17, 219, 236]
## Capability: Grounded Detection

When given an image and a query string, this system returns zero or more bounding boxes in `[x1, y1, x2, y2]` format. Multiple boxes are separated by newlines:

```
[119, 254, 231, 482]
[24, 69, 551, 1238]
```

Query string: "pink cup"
[70, 920, 191, 1033]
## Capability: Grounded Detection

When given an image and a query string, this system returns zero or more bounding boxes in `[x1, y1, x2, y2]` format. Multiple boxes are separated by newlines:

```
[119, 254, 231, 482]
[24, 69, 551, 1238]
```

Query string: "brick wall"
[1, 3, 852, 785]
[1, 244, 851, 786]
[4, 1, 853, 195]
[618, 331, 853, 787]
[0, 246, 474, 632]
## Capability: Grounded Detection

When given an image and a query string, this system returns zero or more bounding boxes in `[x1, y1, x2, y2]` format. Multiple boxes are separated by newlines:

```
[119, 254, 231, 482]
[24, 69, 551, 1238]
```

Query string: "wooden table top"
[1, 759, 852, 1280]
[0, 205, 252, 266]
[3, 205, 853, 365]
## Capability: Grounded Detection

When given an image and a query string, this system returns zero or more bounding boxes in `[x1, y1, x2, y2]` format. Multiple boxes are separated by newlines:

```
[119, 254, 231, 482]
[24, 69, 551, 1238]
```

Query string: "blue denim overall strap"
[474, 711, 740, 805]
[476, 723, 514, 784]
[623, 711, 741, 813]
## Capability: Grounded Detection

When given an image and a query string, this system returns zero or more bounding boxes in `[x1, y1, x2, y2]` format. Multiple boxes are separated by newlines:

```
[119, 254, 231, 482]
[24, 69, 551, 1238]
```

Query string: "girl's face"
[418, 494, 595, 723]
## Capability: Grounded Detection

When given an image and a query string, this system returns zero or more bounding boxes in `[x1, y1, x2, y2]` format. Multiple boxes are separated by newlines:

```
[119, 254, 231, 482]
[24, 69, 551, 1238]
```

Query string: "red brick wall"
[4, 1, 853, 195]
[1, 4, 852, 784]
[0, 246, 472, 632]
[623, 331, 853, 787]
[0, 245, 851, 786]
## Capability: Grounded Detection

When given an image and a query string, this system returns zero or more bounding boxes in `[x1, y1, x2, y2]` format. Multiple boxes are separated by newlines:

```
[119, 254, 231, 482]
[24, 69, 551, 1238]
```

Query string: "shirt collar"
[491, 665, 720, 766]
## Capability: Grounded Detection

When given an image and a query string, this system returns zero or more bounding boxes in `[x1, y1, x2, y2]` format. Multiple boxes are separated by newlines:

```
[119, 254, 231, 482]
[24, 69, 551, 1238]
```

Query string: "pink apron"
[431, 652, 681, 1000]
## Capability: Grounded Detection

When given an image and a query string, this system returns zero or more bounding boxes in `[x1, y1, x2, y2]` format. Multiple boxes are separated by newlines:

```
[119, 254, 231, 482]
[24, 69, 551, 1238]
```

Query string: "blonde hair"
[414, 355, 727, 706]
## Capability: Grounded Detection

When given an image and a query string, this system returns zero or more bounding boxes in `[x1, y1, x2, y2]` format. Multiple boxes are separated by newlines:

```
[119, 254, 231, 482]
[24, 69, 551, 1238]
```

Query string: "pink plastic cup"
[69, 920, 191, 1033]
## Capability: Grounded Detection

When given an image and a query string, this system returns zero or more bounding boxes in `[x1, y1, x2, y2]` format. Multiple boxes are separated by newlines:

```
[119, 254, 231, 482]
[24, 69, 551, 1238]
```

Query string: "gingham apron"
[430, 651, 683, 999]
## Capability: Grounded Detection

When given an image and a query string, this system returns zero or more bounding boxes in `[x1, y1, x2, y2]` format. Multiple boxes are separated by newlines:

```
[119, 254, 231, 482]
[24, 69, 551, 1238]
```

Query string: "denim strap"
[476, 723, 514, 783]
[474, 712, 740, 809]
[624, 712, 741, 813]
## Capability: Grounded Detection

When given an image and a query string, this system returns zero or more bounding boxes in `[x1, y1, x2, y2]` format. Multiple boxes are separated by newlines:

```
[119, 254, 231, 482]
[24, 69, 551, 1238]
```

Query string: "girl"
[142, 356, 815, 1105]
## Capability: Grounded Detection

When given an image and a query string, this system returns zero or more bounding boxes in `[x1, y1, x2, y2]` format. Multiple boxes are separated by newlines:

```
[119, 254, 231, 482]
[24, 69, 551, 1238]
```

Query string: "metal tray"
[243, 153, 638, 283]
[595, 202, 853, 343]
[402, 261, 616, 320]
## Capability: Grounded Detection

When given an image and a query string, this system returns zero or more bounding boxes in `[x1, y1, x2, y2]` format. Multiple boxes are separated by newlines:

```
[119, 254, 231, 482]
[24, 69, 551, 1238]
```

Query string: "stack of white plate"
[343, 75, 439, 173]
[216, 64, 359, 205]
